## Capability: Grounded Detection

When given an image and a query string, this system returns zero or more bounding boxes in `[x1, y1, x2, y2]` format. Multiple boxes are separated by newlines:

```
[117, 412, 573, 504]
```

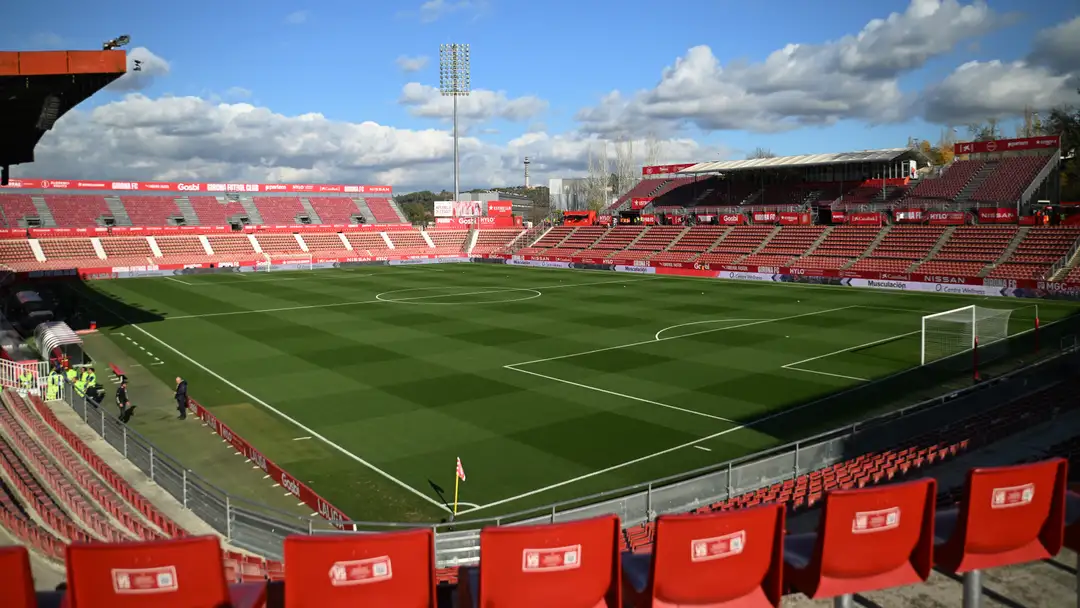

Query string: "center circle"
[375, 286, 543, 305]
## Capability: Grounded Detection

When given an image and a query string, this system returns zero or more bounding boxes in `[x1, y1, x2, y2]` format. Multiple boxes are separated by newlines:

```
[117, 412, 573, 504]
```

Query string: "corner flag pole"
[454, 457, 466, 516]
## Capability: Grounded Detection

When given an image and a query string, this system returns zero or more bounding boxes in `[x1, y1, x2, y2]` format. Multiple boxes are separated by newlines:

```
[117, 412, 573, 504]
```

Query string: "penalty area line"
[780, 330, 920, 383]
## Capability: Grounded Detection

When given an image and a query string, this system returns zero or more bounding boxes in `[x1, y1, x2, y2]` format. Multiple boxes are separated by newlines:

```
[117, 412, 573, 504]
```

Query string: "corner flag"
[453, 457, 466, 515]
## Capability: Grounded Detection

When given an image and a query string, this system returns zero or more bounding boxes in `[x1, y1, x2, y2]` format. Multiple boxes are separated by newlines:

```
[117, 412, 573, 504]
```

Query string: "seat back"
[478, 514, 621, 607]
[283, 529, 436, 608]
[65, 536, 231, 607]
[816, 478, 936, 593]
[943, 458, 1066, 572]
[650, 504, 783, 607]
[0, 546, 35, 608]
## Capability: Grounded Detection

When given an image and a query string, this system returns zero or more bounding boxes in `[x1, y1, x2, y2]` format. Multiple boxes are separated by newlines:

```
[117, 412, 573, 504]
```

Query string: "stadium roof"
[0, 50, 126, 176]
[682, 148, 912, 173]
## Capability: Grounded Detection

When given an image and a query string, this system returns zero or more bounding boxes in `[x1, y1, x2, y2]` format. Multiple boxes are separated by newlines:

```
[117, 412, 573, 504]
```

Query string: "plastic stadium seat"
[283, 529, 437, 608]
[934, 458, 1067, 606]
[65, 535, 263, 607]
[622, 504, 784, 607]
[458, 514, 622, 608]
[0, 546, 35, 608]
[784, 478, 936, 604]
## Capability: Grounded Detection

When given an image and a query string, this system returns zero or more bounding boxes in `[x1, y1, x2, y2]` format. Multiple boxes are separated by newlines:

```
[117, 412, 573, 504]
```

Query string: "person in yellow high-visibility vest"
[83, 367, 97, 388]
[74, 370, 87, 398]
[65, 366, 78, 386]
[18, 369, 33, 391]
[46, 371, 62, 400]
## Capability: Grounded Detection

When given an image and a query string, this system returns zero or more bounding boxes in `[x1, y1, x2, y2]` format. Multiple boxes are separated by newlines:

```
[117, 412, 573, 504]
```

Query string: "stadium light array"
[439, 43, 470, 203]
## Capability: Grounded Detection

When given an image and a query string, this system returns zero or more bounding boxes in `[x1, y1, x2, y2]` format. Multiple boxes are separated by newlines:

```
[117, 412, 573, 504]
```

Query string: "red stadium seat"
[64, 535, 260, 607]
[934, 458, 1067, 606]
[458, 514, 622, 608]
[0, 546, 36, 608]
[283, 529, 437, 608]
[622, 504, 784, 607]
[784, 478, 936, 603]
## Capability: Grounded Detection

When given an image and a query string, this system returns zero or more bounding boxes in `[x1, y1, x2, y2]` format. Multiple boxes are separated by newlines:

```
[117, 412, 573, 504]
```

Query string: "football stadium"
[3, 20, 1080, 608]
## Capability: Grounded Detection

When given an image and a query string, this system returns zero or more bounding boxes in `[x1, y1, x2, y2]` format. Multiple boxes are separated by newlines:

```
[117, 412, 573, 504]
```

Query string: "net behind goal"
[258, 253, 313, 272]
[921, 305, 1013, 366]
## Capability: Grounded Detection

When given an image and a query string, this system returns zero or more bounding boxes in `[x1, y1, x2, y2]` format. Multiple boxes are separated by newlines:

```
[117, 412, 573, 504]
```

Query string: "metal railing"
[60, 385, 334, 559]
[54, 324, 1080, 565]
[1046, 233, 1080, 280]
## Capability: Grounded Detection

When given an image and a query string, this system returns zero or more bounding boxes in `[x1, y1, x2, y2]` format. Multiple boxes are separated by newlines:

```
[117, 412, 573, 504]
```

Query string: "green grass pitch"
[77, 264, 1080, 523]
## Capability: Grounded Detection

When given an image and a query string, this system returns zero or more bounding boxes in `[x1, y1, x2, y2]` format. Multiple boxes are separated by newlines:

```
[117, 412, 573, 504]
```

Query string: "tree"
[401, 201, 429, 225]
[1043, 89, 1080, 200]
[644, 132, 663, 169]
[746, 147, 777, 159]
[1015, 106, 1045, 138]
[614, 137, 636, 199]
[966, 118, 1000, 141]
[585, 141, 610, 211]
[936, 128, 956, 165]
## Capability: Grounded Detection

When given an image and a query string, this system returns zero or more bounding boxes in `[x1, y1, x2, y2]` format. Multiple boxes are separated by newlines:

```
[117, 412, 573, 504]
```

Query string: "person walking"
[116, 376, 136, 423]
[174, 376, 188, 420]
[46, 367, 62, 400]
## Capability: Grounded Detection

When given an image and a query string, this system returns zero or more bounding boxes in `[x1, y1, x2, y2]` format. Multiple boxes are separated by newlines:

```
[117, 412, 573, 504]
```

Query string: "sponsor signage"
[433, 216, 517, 228]
[630, 197, 653, 210]
[831, 210, 846, 224]
[778, 212, 811, 225]
[928, 211, 965, 225]
[641, 163, 696, 176]
[752, 211, 777, 224]
[977, 208, 1018, 224]
[895, 209, 923, 223]
[0, 178, 391, 194]
[640, 214, 657, 225]
[719, 214, 746, 225]
[486, 200, 513, 217]
[847, 212, 883, 226]
[185, 398, 354, 530]
[434, 200, 484, 218]
[696, 214, 715, 222]
[954, 135, 1060, 155]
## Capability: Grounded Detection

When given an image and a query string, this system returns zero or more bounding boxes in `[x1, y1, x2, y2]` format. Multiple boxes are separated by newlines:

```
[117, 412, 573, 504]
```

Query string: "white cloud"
[31, 32, 65, 48]
[284, 10, 309, 25]
[921, 16, 1080, 124]
[395, 55, 429, 73]
[24, 94, 728, 192]
[399, 83, 548, 125]
[416, 0, 478, 23]
[575, 0, 1003, 135]
[107, 47, 170, 93]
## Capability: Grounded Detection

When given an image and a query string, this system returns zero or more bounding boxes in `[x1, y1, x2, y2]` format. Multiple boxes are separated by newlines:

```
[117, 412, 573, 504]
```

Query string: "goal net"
[258, 253, 313, 272]
[921, 305, 1013, 366]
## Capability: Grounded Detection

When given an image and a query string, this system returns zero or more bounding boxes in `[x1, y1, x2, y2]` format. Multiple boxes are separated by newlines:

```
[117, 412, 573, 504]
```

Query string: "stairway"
[353, 198, 373, 223]
[750, 226, 783, 255]
[980, 227, 1030, 277]
[802, 226, 834, 256]
[957, 161, 997, 202]
[102, 196, 133, 226]
[387, 198, 409, 223]
[29, 196, 57, 227]
[906, 226, 957, 272]
[174, 197, 201, 225]
[1050, 243, 1080, 282]
[842, 226, 892, 269]
[298, 198, 323, 224]
[237, 197, 264, 225]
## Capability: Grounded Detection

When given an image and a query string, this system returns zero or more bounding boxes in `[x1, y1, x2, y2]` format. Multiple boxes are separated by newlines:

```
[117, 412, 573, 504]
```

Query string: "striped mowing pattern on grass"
[67, 264, 1080, 522]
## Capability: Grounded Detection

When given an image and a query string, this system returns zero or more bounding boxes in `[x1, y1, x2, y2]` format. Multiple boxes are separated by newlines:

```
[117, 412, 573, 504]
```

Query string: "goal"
[920, 305, 1013, 366]
[258, 253, 313, 272]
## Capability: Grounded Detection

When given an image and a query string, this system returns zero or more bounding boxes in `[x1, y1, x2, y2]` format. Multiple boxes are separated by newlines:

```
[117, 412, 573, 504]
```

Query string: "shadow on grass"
[8, 276, 168, 330]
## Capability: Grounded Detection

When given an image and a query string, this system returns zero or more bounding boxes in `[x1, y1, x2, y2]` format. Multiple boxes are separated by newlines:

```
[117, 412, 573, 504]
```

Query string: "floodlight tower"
[523, 156, 531, 188]
[440, 43, 470, 202]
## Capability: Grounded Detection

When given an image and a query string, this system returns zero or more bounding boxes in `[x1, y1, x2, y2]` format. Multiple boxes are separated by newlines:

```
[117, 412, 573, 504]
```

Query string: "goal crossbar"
[920, 305, 1013, 366]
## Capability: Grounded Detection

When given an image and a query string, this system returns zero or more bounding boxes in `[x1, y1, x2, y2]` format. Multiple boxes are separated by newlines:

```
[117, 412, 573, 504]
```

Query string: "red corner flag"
[456, 457, 467, 482]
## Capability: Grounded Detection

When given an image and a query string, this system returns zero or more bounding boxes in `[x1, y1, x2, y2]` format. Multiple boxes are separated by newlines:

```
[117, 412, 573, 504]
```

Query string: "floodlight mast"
[439, 43, 470, 203]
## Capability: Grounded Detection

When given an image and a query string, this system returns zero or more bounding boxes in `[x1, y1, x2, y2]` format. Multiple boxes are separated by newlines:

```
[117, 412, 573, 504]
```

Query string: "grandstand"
[3, 46, 1080, 606]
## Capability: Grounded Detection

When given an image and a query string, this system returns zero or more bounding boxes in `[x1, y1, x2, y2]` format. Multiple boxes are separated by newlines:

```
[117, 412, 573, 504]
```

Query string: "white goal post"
[920, 305, 1013, 366]
[257, 253, 313, 272]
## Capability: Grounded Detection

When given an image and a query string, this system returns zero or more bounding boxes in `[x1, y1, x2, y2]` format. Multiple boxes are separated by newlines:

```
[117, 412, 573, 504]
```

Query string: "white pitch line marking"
[166, 277, 653, 320]
[694, 445, 712, 452]
[506, 366, 736, 423]
[293, 436, 312, 441]
[780, 330, 919, 383]
[508, 305, 858, 368]
[120, 320, 453, 513]
[164, 277, 193, 285]
[272, 483, 281, 488]
[654, 319, 770, 342]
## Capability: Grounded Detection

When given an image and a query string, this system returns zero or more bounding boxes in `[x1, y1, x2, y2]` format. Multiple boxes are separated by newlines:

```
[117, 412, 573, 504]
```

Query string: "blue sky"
[2, 0, 1078, 190]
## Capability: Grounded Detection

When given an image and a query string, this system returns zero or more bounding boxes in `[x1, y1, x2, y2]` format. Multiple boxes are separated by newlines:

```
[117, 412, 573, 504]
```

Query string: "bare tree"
[644, 132, 663, 169]
[746, 146, 777, 159]
[1015, 106, 1044, 138]
[586, 141, 610, 211]
[937, 127, 956, 164]
[614, 137, 636, 199]
[967, 118, 1001, 141]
